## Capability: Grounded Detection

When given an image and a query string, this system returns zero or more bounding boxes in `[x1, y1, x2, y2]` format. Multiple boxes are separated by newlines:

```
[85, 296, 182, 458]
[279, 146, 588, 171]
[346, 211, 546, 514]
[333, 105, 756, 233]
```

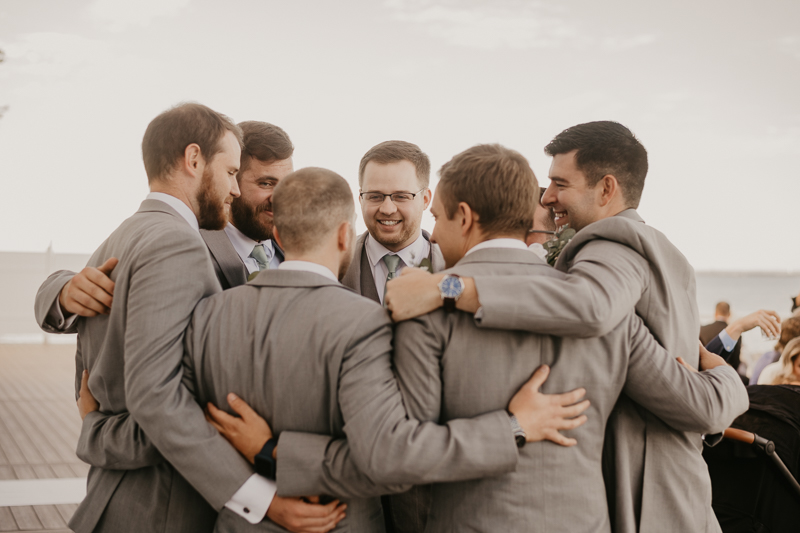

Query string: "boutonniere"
[542, 225, 576, 266]
[408, 251, 433, 273]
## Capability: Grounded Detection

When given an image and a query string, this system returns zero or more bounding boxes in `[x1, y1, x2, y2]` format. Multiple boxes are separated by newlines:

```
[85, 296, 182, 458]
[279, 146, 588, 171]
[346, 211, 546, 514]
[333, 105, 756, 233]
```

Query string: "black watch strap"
[254, 437, 279, 480]
[443, 297, 457, 312]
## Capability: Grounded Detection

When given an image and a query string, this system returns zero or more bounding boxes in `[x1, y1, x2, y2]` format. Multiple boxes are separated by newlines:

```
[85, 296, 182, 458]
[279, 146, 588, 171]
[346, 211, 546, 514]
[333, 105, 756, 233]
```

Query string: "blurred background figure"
[752, 316, 800, 385]
[701, 304, 781, 384]
[758, 332, 800, 386]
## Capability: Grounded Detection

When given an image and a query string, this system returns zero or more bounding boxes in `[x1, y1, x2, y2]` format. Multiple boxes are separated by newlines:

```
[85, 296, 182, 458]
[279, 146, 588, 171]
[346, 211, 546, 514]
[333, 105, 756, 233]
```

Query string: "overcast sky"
[1, 0, 798, 271]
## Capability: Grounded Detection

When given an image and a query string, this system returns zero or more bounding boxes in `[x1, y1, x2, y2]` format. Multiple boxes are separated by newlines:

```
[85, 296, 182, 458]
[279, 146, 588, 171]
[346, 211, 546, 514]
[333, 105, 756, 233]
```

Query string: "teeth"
[379, 220, 400, 226]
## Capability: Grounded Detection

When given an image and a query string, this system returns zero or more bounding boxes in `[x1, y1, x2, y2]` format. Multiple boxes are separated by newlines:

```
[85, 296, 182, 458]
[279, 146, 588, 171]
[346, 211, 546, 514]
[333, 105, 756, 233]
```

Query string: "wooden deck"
[0, 344, 86, 532]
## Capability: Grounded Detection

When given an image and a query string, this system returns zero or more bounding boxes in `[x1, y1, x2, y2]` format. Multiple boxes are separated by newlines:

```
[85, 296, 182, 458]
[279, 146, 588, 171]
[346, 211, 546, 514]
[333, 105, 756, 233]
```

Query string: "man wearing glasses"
[342, 140, 445, 305]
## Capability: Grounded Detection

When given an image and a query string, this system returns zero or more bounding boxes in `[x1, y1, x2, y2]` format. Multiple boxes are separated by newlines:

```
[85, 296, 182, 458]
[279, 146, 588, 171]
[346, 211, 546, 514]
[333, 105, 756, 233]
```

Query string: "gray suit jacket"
[392, 247, 747, 532]
[341, 230, 445, 303]
[200, 229, 284, 290]
[182, 269, 519, 533]
[340, 229, 443, 533]
[36, 200, 256, 533]
[472, 210, 729, 533]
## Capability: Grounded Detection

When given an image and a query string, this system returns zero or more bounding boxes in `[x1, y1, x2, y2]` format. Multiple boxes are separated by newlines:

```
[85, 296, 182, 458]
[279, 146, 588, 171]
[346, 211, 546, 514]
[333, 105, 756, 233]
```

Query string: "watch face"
[440, 276, 463, 298]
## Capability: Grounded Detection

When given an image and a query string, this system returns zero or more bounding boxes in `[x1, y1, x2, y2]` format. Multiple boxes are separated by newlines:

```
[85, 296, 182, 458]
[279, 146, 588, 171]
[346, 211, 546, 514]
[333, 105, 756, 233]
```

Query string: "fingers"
[206, 402, 238, 428]
[524, 365, 550, 391]
[543, 429, 578, 447]
[676, 357, 696, 372]
[84, 264, 116, 297]
[97, 257, 119, 278]
[551, 385, 585, 407]
[228, 393, 258, 421]
[79, 369, 90, 395]
[559, 399, 590, 419]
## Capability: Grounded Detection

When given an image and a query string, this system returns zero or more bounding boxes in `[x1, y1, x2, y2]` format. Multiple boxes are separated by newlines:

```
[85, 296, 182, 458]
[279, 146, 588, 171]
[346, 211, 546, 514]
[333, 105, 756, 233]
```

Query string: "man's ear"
[458, 202, 476, 237]
[337, 221, 351, 251]
[422, 187, 432, 209]
[183, 143, 203, 179]
[272, 226, 284, 250]
[598, 174, 620, 207]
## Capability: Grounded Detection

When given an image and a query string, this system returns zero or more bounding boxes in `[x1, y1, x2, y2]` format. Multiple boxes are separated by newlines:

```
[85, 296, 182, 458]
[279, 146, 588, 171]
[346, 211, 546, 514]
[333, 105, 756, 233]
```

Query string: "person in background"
[525, 189, 556, 261]
[767, 337, 800, 385]
[702, 307, 781, 384]
[752, 316, 800, 385]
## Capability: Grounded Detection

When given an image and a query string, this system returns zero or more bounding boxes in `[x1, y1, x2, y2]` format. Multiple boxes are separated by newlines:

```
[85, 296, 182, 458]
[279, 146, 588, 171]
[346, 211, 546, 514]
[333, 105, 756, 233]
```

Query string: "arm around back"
[473, 240, 648, 337]
[622, 314, 749, 434]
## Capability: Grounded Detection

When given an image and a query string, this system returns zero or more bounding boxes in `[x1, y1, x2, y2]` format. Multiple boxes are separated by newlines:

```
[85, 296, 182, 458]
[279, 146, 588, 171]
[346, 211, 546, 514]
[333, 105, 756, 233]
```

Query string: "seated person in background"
[751, 316, 800, 384]
[763, 337, 800, 386]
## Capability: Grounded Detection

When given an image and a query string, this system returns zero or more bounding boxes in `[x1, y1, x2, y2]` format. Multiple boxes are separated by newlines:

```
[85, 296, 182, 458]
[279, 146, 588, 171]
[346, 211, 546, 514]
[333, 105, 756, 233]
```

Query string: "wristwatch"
[437, 274, 464, 312]
[508, 414, 526, 449]
[254, 437, 279, 480]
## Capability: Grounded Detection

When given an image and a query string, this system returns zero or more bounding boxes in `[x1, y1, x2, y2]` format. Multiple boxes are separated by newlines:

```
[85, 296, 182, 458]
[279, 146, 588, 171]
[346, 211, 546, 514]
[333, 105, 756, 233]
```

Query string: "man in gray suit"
[203, 121, 293, 288]
[343, 140, 444, 304]
[36, 103, 282, 533]
[389, 144, 748, 531]
[184, 166, 593, 532]
[385, 122, 733, 533]
[36, 112, 341, 531]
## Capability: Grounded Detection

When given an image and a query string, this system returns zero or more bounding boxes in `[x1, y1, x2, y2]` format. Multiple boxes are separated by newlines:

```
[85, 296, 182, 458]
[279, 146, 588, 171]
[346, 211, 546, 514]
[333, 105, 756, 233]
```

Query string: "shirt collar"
[465, 238, 528, 256]
[364, 232, 429, 268]
[146, 192, 199, 232]
[224, 223, 275, 264]
[278, 260, 339, 282]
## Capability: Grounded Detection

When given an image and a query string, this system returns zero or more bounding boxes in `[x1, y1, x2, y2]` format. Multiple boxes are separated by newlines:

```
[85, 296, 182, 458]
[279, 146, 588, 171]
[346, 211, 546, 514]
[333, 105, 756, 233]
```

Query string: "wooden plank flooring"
[0, 345, 84, 531]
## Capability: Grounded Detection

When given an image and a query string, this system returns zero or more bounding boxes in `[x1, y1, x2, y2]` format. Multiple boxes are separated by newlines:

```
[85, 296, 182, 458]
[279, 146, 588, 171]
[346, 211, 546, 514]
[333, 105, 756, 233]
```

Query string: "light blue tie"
[382, 254, 401, 306]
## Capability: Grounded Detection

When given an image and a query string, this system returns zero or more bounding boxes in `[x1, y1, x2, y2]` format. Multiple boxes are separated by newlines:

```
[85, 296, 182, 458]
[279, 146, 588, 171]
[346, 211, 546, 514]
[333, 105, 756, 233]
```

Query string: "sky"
[1, 0, 798, 271]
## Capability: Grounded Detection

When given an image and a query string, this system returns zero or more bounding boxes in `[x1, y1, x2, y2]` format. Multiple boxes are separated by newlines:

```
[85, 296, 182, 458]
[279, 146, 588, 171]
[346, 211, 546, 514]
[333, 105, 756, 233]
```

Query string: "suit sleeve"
[122, 231, 255, 511]
[34, 270, 78, 333]
[622, 314, 749, 434]
[76, 411, 164, 469]
[276, 309, 518, 498]
[474, 240, 649, 337]
[704, 335, 725, 356]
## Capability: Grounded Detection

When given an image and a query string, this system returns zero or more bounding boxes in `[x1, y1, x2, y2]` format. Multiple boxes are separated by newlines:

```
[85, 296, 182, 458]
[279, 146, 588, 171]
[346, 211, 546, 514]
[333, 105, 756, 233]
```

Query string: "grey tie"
[250, 244, 270, 271]
[382, 254, 401, 305]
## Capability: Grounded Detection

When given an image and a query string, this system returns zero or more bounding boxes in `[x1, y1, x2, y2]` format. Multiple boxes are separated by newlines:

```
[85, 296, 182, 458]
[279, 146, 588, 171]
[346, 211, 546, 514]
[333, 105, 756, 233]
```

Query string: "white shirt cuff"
[224, 474, 276, 524]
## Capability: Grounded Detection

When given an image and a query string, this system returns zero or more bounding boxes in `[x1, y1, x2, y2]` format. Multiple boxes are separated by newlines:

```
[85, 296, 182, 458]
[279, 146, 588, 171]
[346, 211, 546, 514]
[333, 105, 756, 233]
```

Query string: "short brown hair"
[238, 121, 294, 176]
[544, 121, 648, 208]
[273, 167, 355, 254]
[776, 316, 800, 352]
[142, 102, 243, 183]
[358, 140, 431, 188]
[437, 144, 538, 239]
[715, 302, 731, 317]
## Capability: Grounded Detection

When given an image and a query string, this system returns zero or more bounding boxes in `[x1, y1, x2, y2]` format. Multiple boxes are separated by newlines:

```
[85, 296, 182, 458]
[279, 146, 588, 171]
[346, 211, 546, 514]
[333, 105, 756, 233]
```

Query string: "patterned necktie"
[382, 254, 401, 306]
[250, 244, 270, 271]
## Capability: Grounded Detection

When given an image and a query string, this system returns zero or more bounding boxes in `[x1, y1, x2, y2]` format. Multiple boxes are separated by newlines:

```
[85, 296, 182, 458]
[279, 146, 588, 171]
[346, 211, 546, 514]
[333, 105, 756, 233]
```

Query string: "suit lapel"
[200, 229, 248, 289]
[359, 243, 381, 304]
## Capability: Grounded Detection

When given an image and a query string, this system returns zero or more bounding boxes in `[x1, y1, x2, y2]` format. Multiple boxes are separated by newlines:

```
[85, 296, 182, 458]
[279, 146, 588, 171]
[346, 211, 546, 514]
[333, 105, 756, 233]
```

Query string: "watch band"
[508, 414, 526, 449]
[254, 437, 279, 480]
[443, 297, 457, 312]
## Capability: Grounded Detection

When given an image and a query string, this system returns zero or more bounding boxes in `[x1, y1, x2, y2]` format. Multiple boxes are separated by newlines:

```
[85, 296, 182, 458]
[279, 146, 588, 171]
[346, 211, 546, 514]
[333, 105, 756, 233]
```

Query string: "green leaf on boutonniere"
[543, 225, 576, 267]
[248, 271, 259, 282]
[417, 258, 433, 273]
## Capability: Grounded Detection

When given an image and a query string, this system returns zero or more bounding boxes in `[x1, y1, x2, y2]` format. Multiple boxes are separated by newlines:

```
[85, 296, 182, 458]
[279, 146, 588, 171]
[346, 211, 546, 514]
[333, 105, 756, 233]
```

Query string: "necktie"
[382, 254, 401, 305]
[250, 244, 270, 271]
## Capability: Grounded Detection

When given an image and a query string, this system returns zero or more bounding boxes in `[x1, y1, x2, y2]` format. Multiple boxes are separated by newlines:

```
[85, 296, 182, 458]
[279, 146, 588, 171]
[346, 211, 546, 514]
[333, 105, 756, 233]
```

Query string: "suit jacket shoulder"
[199, 229, 247, 290]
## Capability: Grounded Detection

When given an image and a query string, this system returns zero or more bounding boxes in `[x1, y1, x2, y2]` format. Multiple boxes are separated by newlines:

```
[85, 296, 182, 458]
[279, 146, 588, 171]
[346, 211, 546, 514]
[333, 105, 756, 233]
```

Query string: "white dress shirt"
[364, 232, 430, 304]
[279, 260, 340, 282]
[465, 238, 529, 256]
[224, 223, 282, 273]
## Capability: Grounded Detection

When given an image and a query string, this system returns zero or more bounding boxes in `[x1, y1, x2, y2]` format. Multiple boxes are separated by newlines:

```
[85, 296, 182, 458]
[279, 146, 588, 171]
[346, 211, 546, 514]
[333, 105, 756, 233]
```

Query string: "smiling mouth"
[378, 220, 401, 226]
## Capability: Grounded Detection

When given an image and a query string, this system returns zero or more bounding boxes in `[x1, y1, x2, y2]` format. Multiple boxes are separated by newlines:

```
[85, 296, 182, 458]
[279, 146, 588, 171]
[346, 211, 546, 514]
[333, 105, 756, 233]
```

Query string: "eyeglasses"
[359, 189, 426, 204]
[528, 229, 556, 235]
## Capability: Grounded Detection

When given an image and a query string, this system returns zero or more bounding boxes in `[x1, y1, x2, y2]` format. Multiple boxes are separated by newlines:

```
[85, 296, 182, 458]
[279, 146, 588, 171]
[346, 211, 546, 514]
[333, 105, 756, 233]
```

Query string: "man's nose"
[541, 184, 556, 207]
[230, 175, 241, 198]
[378, 196, 397, 215]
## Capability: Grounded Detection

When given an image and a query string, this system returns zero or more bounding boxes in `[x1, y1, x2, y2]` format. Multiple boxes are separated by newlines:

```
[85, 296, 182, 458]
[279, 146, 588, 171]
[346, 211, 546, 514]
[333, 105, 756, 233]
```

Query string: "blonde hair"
[771, 337, 800, 385]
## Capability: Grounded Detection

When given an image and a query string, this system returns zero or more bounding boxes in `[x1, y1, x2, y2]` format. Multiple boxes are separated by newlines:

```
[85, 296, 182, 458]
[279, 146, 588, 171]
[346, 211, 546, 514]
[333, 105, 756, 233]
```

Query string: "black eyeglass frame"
[358, 188, 427, 203]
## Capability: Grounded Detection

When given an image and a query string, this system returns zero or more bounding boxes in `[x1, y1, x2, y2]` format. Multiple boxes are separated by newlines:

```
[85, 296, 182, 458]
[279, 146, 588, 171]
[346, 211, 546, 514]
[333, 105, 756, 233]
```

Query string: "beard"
[196, 167, 229, 231]
[231, 195, 273, 242]
[365, 217, 419, 248]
